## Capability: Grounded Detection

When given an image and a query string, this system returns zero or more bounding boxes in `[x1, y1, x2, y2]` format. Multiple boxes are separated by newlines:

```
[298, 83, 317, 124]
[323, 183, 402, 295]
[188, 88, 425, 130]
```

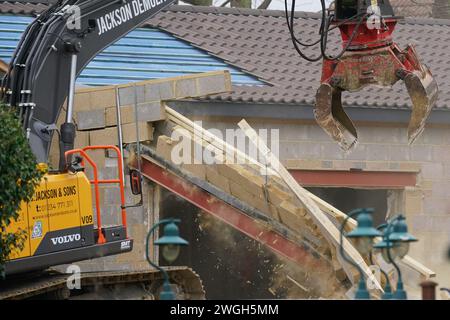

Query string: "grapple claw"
[314, 83, 358, 151]
[311, 12, 438, 152]
[404, 65, 439, 144]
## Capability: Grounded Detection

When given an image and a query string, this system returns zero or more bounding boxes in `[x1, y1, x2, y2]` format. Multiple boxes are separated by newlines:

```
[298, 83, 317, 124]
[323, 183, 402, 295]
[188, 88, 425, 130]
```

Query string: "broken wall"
[48, 71, 231, 273]
[185, 117, 450, 288]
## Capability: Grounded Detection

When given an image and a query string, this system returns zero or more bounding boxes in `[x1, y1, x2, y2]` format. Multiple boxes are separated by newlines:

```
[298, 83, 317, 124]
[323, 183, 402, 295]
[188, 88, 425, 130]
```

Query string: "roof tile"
[1, 2, 449, 110]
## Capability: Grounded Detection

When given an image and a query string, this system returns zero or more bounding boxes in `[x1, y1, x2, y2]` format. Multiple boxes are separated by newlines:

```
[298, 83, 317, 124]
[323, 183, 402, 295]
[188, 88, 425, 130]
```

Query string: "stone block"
[156, 135, 175, 162]
[175, 78, 197, 98]
[89, 127, 119, 146]
[73, 92, 92, 111]
[99, 167, 119, 180]
[121, 122, 154, 143]
[105, 106, 118, 127]
[365, 144, 389, 161]
[388, 162, 400, 170]
[321, 143, 344, 160]
[411, 215, 432, 232]
[422, 127, 444, 145]
[74, 130, 89, 149]
[105, 157, 119, 168]
[321, 160, 333, 169]
[344, 144, 366, 160]
[251, 197, 272, 216]
[431, 181, 450, 198]
[265, 183, 292, 206]
[286, 141, 322, 160]
[411, 145, 433, 162]
[89, 88, 116, 109]
[279, 124, 309, 141]
[104, 187, 122, 205]
[267, 203, 280, 221]
[145, 81, 175, 101]
[430, 216, 450, 232]
[277, 202, 305, 232]
[421, 163, 444, 180]
[399, 162, 421, 172]
[283, 159, 322, 170]
[118, 85, 145, 106]
[216, 164, 264, 198]
[420, 180, 433, 190]
[197, 73, 230, 96]
[405, 195, 423, 215]
[388, 145, 411, 161]
[101, 205, 121, 226]
[234, 166, 266, 197]
[205, 165, 231, 193]
[349, 161, 366, 170]
[182, 163, 206, 180]
[118, 86, 134, 106]
[106, 102, 166, 127]
[86, 149, 106, 167]
[125, 206, 146, 225]
[76, 109, 105, 130]
[229, 180, 253, 203]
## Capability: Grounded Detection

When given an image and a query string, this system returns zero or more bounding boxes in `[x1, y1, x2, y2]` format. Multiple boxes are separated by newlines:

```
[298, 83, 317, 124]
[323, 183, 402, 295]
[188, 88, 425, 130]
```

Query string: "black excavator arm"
[1, 0, 175, 164]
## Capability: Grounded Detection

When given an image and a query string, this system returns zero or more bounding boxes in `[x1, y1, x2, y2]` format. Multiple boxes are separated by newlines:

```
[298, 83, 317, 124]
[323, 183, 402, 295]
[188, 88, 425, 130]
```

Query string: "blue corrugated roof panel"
[0, 14, 263, 86]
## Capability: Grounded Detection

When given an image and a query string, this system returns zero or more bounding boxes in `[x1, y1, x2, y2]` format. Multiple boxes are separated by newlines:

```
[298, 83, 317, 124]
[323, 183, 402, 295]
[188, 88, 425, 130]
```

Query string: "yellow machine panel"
[7, 172, 95, 261]
[77, 173, 94, 227]
[28, 176, 51, 255]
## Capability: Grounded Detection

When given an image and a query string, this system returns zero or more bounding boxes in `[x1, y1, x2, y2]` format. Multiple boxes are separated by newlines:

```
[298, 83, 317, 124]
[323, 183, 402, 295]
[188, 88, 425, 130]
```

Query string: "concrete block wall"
[49, 70, 231, 168]
[48, 71, 232, 272]
[154, 133, 331, 255]
[193, 118, 450, 286]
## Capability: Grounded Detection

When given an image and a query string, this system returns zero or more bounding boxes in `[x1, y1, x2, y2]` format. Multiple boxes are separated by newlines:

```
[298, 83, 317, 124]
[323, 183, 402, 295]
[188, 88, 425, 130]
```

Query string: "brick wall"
[193, 118, 450, 287]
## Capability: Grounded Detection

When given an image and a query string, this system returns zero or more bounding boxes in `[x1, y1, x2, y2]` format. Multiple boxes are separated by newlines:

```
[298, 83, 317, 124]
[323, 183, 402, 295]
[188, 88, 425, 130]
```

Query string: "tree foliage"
[0, 105, 43, 277]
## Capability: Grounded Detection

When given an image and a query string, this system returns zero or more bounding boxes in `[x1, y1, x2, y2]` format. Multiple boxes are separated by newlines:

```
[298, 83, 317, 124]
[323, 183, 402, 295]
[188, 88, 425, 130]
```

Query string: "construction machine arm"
[285, 0, 438, 150]
[2, 0, 175, 163]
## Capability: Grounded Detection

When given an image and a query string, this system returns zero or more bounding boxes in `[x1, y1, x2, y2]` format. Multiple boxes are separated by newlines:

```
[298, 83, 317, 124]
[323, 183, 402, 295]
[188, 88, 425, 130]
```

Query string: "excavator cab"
[315, 0, 438, 150]
[3, 145, 133, 275]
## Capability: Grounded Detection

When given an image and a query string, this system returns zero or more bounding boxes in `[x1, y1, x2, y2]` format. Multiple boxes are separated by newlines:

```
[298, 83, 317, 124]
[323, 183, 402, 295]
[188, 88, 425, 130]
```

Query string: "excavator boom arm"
[2, 0, 175, 163]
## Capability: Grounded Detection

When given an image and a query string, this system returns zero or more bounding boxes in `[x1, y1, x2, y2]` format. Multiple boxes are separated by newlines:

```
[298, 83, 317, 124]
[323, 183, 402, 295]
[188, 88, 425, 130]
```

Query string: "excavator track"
[0, 267, 205, 300]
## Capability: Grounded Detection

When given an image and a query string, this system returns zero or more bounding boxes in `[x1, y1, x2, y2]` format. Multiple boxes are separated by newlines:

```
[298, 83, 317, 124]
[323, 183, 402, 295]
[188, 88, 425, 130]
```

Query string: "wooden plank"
[402, 255, 436, 279]
[165, 106, 280, 177]
[306, 189, 436, 279]
[164, 106, 434, 280]
[238, 119, 383, 292]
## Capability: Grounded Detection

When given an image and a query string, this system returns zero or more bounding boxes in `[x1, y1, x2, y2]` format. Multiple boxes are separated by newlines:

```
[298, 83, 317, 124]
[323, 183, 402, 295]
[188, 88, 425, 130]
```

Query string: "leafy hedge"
[0, 105, 43, 277]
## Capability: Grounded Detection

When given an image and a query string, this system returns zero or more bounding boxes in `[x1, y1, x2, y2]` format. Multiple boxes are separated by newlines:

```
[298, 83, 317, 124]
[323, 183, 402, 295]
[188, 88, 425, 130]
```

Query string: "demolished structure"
[59, 70, 435, 299]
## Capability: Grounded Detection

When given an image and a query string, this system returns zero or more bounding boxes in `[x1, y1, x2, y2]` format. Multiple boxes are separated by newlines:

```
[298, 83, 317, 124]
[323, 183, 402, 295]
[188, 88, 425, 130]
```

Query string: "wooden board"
[164, 106, 435, 280]
[306, 189, 435, 279]
[165, 106, 279, 177]
[401, 255, 436, 279]
[238, 119, 383, 292]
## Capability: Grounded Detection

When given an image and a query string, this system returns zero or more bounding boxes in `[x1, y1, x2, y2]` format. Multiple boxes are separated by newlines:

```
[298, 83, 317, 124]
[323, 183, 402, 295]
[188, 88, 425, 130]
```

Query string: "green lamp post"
[370, 224, 393, 300]
[146, 218, 189, 300]
[374, 215, 417, 300]
[340, 208, 382, 300]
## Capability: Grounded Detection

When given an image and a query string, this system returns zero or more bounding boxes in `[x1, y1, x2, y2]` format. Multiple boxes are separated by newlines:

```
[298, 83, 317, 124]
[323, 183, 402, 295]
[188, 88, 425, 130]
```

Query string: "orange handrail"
[82, 145, 127, 237]
[65, 145, 128, 244]
[65, 148, 106, 244]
